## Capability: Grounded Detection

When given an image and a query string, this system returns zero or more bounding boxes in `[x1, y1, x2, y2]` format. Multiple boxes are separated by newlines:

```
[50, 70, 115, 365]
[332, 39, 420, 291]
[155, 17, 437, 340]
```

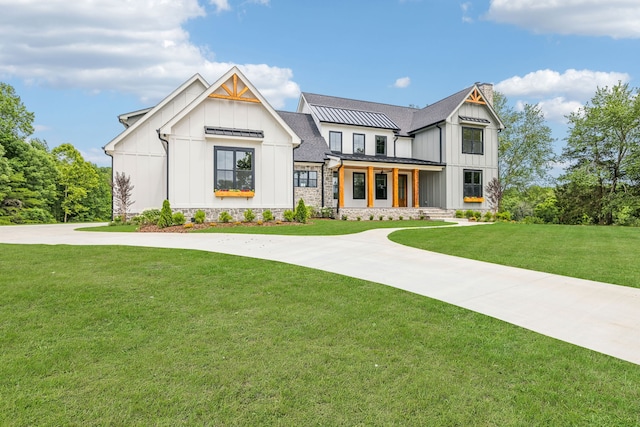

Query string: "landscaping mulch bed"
[138, 221, 302, 233]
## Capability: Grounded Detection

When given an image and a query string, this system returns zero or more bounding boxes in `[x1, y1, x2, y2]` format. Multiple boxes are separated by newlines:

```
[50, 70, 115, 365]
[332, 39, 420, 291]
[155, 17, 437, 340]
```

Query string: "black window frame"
[294, 170, 318, 188]
[353, 172, 366, 200]
[462, 127, 484, 155]
[353, 133, 365, 155]
[375, 135, 387, 156]
[463, 169, 483, 198]
[214, 147, 255, 191]
[375, 173, 387, 199]
[329, 131, 342, 153]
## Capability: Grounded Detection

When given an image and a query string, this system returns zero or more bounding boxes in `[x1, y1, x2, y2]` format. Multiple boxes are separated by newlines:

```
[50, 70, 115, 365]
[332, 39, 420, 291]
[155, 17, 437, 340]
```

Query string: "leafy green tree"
[52, 143, 99, 222]
[158, 199, 173, 228]
[0, 82, 34, 142]
[560, 82, 640, 224]
[493, 92, 556, 192]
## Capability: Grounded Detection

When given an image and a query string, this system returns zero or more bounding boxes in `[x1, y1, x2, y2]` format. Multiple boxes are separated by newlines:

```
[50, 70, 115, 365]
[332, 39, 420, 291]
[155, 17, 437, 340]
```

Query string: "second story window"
[329, 131, 342, 152]
[375, 136, 386, 156]
[353, 133, 365, 155]
[462, 127, 483, 155]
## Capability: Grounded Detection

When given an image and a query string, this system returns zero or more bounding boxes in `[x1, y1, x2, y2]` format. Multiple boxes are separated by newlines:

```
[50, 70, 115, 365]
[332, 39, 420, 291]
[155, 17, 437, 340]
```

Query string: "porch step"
[419, 208, 454, 219]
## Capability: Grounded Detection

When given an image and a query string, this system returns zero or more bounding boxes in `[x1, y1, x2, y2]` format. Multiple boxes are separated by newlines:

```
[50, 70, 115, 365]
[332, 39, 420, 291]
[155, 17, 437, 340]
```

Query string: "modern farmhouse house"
[104, 67, 503, 220]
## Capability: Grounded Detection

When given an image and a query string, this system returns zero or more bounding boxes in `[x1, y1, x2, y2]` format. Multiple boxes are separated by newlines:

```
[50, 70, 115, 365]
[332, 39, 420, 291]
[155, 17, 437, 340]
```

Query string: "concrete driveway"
[1, 222, 639, 365]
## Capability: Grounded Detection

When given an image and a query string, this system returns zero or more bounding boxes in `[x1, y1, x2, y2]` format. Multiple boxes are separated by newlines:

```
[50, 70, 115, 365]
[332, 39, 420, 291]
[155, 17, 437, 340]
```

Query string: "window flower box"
[463, 196, 484, 203]
[215, 190, 255, 198]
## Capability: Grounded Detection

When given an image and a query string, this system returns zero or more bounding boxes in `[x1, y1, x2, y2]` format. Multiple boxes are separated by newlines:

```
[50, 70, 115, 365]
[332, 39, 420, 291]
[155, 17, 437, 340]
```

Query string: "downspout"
[393, 135, 398, 156]
[157, 130, 170, 201]
[321, 162, 325, 208]
[436, 123, 443, 164]
[105, 151, 114, 219]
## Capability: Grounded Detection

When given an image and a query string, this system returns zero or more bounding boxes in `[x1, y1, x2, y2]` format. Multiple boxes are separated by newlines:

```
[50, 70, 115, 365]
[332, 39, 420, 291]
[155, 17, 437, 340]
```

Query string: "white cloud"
[486, 0, 640, 39]
[461, 2, 473, 23]
[0, 0, 299, 108]
[210, 0, 231, 13]
[393, 77, 411, 88]
[496, 69, 630, 122]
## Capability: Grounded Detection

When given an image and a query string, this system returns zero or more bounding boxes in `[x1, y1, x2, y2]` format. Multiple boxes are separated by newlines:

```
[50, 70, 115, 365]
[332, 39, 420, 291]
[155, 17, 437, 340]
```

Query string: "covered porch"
[327, 154, 445, 210]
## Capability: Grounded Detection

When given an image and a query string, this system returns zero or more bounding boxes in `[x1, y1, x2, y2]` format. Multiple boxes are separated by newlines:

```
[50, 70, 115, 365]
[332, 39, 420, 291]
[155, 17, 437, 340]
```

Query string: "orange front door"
[398, 175, 407, 207]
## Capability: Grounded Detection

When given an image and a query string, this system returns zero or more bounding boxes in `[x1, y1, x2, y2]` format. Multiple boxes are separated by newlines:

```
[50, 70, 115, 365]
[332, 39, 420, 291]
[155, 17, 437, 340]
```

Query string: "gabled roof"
[302, 93, 417, 136]
[158, 67, 300, 148]
[302, 84, 505, 136]
[409, 86, 473, 132]
[103, 73, 209, 153]
[278, 111, 328, 163]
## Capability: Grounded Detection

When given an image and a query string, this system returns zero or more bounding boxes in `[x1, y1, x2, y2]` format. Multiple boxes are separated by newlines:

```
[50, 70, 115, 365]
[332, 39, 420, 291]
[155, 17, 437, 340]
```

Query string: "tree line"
[494, 81, 640, 226]
[0, 83, 111, 224]
[2, 80, 640, 225]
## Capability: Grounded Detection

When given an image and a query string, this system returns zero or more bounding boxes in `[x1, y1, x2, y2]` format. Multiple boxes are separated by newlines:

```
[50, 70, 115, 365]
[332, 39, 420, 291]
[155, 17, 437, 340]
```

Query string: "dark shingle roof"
[302, 88, 474, 136]
[409, 86, 473, 133]
[205, 126, 264, 138]
[277, 111, 329, 163]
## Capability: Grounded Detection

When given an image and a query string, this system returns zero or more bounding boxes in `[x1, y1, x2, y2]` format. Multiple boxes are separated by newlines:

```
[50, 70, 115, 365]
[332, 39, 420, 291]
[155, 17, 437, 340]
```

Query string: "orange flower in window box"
[463, 196, 484, 203]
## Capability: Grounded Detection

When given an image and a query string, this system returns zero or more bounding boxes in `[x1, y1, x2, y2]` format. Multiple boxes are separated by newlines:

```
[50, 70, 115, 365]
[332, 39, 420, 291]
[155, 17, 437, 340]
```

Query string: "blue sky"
[1, 0, 638, 168]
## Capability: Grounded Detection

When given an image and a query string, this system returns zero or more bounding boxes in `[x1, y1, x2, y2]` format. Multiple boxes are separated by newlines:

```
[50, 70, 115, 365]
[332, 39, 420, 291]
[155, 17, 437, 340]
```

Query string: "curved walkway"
[1, 222, 639, 365]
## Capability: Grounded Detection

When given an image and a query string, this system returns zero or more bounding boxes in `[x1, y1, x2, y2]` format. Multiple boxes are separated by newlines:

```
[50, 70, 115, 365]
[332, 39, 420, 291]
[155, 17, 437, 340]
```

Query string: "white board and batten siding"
[108, 79, 207, 213]
[168, 98, 295, 209]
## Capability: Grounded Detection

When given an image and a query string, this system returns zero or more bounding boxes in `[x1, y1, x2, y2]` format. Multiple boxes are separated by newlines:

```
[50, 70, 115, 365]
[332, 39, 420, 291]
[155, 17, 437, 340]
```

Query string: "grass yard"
[1, 244, 639, 425]
[390, 222, 640, 288]
[80, 219, 449, 235]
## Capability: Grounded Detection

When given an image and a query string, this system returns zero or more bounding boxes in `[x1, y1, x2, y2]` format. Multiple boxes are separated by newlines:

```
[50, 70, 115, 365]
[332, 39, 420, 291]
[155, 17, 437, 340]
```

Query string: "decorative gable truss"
[465, 88, 486, 105]
[209, 74, 261, 104]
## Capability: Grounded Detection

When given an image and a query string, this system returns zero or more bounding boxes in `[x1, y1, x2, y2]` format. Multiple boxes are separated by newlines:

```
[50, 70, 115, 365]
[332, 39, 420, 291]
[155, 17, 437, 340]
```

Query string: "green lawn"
[390, 222, 640, 288]
[1, 244, 639, 425]
[80, 219, 449, 235]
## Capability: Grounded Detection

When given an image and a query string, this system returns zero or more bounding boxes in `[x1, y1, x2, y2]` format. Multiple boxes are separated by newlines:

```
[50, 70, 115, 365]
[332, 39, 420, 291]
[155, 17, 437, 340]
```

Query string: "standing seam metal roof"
[309, 105, 400, 130]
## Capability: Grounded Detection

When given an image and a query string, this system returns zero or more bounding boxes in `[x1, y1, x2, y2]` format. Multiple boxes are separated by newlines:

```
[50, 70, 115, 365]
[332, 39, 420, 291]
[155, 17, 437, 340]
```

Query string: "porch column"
[338, 167, 345, 208]
[392, 168, 399, 208]
[367, 166, 374, 208]
[413, 169, 420, 208]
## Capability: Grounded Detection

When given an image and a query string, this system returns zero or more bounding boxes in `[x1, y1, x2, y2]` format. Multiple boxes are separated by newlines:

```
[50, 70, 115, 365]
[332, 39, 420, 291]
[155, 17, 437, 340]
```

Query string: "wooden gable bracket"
[466, 88, 486, 105]
[209, 74, 261, 103]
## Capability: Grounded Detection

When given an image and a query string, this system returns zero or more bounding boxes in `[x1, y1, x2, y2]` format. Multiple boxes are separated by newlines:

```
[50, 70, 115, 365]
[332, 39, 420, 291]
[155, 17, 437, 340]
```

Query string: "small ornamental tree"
[485, 177, 503, 214]
[294, 198, 308, 223]
[112, 171, 134, 222]
[157, 199, 173, 228]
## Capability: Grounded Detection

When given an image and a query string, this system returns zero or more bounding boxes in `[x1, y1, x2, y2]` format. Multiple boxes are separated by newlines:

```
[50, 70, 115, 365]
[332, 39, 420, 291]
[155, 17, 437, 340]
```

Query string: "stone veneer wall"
[293, 164, 323, 210]
[333, 207, 456, 221]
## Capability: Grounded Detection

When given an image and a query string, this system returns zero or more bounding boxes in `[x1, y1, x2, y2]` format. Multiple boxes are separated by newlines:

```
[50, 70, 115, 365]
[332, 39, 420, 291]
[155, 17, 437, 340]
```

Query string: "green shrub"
[369, 214, 374, 220]
[243, 209, 255, 222]
[294, 199, 309, 223]
[157, 200, 173, 228]
[283, 210, 295, 222]
[399, 216, 403, 221]
[306, 205, 317, 218]
[194, 210, 206, 224]
[388, 216, 393, 221]
[464, 210, 475, 219]
[341, 215, 348, 221]
[136, 209, 161, 226]
[379, 216, 384, 221]
[496, 211, 511, 221]
[219, 211, 232, 223]
[483, 211, 494, 222]
[262, 209, 274, 222]
[474, 211, 482, 219]
[522, 216, 545, 224]
[320, 207, 334, 218]
[172, 212, 186, 226]
[357, 216, 361, 221]
[455, 210, 464, 218]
